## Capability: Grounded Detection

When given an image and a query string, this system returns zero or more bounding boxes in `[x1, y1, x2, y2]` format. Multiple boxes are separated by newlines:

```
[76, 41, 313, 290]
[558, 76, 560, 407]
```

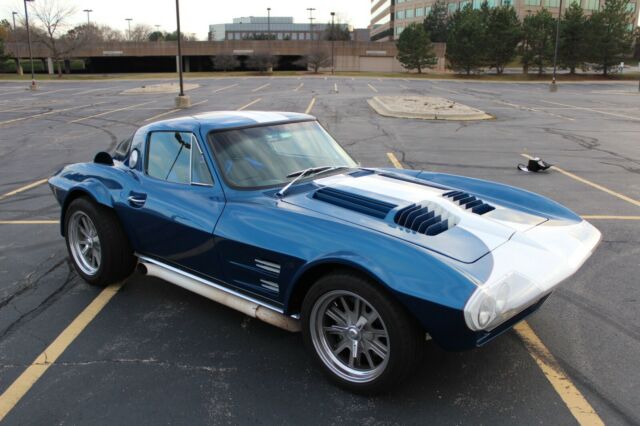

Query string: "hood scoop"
[313, 187, 397, 219]
[394, 203, 458, 236]
[442, 190, 495, 215]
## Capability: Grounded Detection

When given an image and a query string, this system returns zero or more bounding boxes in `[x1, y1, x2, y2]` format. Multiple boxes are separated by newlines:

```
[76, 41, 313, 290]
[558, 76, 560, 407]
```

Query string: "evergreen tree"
[423, 0, 448, 42]
[558, 2, 587, 74]
[485, 5, 521, 74]
[585, 0, 635, 75]
[521, 9, 555, 75]
[396, 23, 437, 73]
[446, 5, 487, 75]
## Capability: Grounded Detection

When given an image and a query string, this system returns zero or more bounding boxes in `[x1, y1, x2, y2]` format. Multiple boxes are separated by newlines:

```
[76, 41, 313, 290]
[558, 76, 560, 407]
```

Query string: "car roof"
[142, 111, 315, 134]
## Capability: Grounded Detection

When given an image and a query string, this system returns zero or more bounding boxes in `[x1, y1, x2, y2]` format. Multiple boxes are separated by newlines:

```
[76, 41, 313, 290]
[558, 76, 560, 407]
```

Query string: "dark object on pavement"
[518, 157, 552, 173]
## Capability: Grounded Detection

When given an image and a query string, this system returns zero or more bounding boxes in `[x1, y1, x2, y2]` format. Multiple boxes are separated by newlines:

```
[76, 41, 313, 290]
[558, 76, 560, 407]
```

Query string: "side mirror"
[94, 151, 114, 166]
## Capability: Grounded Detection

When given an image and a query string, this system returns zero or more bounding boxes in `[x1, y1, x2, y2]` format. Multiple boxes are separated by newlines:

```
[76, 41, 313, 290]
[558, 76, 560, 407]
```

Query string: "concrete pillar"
[184, 56, 190, 72]
[46, 57, 54, 75]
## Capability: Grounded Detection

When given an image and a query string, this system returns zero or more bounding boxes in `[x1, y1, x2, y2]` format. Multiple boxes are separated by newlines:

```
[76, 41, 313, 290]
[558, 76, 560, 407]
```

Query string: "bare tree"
[296, 49, 331, 73]
[213, 54, 240, 71]
[128, 24, 153, 42]
[246, 53, 276, 73]
[30, 0, 79, 76]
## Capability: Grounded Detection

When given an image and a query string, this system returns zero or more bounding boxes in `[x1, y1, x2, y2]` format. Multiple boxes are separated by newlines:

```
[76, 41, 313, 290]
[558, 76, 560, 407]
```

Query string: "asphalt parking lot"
[0, 75, 639, 425]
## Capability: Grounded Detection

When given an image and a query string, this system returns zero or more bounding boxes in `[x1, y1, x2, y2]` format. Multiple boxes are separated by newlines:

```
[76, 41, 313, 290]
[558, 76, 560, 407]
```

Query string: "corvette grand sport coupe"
[49, 111, 601, 393]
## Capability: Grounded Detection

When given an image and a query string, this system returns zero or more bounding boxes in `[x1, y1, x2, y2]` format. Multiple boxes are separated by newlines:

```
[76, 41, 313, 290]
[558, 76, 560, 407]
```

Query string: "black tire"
[64, 197, 136, 286]
[301, 270, 424, 394]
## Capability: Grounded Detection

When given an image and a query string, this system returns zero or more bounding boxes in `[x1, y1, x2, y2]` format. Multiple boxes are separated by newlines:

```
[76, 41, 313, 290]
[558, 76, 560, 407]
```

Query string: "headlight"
[464, 272, 541, 331]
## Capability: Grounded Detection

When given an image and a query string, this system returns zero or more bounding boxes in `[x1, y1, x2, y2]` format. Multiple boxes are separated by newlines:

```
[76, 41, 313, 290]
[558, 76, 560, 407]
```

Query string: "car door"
[118, 130, 225, 279]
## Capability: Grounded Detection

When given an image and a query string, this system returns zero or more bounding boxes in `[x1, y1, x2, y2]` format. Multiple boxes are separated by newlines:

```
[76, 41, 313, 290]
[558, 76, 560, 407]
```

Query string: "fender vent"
[442, 190, 495, 215]
[394, 203, 456, 236]
[313, 187, 396, 219]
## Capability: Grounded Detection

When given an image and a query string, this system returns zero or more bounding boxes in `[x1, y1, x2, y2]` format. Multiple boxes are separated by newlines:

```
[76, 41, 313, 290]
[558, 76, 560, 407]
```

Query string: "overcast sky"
[4, 0, 370, 39]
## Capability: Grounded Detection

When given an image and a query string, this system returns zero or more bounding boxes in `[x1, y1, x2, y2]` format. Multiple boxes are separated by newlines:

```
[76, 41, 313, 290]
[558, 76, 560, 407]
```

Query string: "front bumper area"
[463, 219, 602, 332]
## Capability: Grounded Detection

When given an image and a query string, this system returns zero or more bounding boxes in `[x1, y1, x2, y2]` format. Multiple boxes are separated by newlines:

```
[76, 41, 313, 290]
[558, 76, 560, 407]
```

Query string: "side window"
[191, 135, 214, 186]
[146, 131, 192, 184]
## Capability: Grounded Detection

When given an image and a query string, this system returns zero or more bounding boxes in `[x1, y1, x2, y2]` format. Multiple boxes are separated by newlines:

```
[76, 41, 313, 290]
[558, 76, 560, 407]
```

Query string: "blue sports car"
[49, 111, 601, 393]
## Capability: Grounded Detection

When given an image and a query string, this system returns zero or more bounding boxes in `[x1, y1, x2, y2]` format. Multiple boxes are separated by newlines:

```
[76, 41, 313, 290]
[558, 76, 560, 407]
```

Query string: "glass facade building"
[209, 16, 347, 41]
[371, 0, 638, 41]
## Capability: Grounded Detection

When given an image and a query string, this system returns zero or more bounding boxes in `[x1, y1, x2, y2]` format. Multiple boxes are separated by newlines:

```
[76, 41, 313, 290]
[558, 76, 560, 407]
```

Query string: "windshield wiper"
[276, 166, 340, 198]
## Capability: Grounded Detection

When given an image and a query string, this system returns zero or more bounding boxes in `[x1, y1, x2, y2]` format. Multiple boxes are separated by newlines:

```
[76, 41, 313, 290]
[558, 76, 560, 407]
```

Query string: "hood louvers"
[442, 190, 495, 215]
[313, 187, 397, 219]
[394, 203, 456, 236]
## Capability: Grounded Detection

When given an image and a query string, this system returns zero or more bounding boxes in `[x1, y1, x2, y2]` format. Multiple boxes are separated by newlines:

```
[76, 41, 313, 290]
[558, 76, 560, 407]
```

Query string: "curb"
[368, 96, 493, 121]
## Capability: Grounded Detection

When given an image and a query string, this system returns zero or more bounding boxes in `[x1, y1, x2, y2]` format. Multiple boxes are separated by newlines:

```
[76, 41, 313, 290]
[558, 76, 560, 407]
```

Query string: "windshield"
[207, 121, 357, 189]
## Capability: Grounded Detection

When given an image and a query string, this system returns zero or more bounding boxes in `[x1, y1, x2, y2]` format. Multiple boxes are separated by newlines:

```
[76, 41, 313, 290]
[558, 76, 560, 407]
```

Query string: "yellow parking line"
[252, 83, 270, 93]
[514, 322, 604, 426]
[0, 281, 125, 422]
[0, 220, 58, 224]
[0, 104, 92, 126]
[367, 83, 378, 93]
[68, 101, 155, 124]
[294, 83, 304, 92]
[143, 99, 208, 122]
[305, 97, 316, 114]
[0, 179, 49, 200]
[212, 83, 238, 93]
[386, 151, 603, 425]
[386, 152, 404, 169]
[521, 154, 640, 208]
[581, 215, 640, 220]
[237, 98, 261, 111]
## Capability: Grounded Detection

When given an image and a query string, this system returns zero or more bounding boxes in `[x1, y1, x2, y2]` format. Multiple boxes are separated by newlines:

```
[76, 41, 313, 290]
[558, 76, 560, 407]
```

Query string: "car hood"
[282, 170, 548, 263]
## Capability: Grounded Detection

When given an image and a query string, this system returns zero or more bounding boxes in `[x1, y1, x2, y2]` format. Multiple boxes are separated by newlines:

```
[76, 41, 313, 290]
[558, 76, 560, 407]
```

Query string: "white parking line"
[540, 100, 640, 121]
[68, 101, 155, 124]
[294, 83, 304, 92]
[31, 88, 73, 97]
[212, 83, 239, 93]
[71, 88, 112, 96]
[367, 83, 378, 93]
[237, 98, 262, 111]
[252, 83, 270, 92]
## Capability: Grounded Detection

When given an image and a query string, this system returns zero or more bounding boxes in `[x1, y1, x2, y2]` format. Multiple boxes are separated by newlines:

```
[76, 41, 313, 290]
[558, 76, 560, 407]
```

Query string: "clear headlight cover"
[464, 272, 544, 331]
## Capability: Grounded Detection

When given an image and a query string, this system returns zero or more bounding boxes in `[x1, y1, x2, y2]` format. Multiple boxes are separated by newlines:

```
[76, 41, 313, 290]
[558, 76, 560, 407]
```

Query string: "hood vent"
[442, 190, 495, 215]
[394, 203, 456, 236]
[313, 187, 396, 219]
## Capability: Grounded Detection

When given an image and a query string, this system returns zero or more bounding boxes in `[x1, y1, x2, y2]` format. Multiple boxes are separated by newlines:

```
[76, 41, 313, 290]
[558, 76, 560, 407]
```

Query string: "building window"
[406, 8, 415, 18]
[524, 0, 541, 5]
[472, 0, 481, 8]
[425, 6, 432, 14]
[486, 0, 497, 6]
[396, 9, 406, 19]
[448, 3, 458, 13]
[544, 0, 560, 6]
[416, 7, 425, 16]
[395, 26, 404, 35]
[626, 2, 636, 11]
[583, 0, 598, 9]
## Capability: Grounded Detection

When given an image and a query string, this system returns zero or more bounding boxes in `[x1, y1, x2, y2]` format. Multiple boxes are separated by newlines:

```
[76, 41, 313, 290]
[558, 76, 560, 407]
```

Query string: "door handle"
[128, 195, 146, 207]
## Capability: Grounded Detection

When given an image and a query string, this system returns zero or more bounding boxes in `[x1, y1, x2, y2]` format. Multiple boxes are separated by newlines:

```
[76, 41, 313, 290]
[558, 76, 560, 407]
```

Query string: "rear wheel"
[65, 197, 136, 286]
[301, 271, 424, 394]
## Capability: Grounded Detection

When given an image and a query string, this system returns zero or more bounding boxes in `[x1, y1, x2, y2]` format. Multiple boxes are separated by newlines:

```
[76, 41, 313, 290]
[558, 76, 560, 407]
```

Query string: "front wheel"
[301, 271, 424, 394]
[65, 197, 136, 286]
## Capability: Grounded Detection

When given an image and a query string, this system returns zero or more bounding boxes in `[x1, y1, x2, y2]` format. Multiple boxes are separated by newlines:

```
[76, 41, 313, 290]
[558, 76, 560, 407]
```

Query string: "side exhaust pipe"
[138, 257, 301, 333]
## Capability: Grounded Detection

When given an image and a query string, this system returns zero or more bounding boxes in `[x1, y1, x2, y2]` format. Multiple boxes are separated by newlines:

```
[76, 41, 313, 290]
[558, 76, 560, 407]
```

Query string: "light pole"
[154, 24, 161, 42]
[267, 8, 271, 41]
[83, 9, 92, 25]
[307, 8, 315, 41]
[23, 0, 36, 90]
[330, 12, 335, 74]
[174, 0, 190, 108]
[550, 0, 563, 92]
[125, 18, 133, 40]
[12, 11, 22, 75]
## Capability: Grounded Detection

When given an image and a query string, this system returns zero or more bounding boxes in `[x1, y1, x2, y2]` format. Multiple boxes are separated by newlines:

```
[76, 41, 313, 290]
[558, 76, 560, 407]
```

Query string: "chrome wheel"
[310, 290, 390, 383]
[68, 211, 101, 276]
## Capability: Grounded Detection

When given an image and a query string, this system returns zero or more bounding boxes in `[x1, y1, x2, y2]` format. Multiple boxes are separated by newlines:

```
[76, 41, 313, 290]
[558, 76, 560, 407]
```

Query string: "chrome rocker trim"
[137, 255, 301, 332]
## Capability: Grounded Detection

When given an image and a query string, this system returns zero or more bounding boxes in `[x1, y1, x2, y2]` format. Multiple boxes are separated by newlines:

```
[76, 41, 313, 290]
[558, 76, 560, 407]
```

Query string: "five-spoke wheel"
[68, 211, 102, 276]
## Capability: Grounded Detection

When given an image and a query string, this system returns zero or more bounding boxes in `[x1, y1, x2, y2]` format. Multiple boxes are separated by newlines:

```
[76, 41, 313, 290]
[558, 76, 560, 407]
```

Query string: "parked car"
[49, 111, 601, 393]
